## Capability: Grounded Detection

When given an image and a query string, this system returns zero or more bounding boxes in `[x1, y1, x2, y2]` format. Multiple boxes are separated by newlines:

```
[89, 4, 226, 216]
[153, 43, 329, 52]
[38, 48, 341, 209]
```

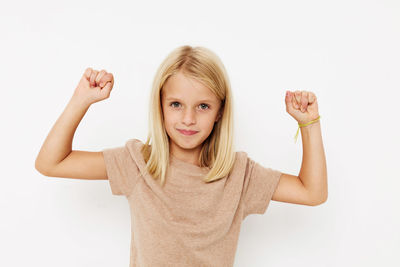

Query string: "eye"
[170, 102, 181, 108]
[169, 102, 210, 110]
[199, 103, 210, 110]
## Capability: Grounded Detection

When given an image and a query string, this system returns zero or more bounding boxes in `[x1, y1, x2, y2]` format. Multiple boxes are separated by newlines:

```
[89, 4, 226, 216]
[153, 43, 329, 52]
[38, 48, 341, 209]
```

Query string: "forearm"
[35, 96, 90, 171]
[298, 120, 328, 203]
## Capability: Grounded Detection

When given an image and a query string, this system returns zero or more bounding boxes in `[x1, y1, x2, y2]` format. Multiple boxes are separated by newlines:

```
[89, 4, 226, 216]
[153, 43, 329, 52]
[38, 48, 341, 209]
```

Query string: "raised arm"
[271, 90, 327, 206]
[35, 67, 114, 180]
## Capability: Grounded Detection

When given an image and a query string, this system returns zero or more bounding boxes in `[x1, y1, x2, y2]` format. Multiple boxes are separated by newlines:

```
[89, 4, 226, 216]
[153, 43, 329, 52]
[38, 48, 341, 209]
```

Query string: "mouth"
[177, 129, 199, 136]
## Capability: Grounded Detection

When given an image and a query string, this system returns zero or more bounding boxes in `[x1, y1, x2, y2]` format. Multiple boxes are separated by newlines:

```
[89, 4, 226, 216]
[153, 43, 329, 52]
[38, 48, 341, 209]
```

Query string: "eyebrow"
[165, 97, 214, 103]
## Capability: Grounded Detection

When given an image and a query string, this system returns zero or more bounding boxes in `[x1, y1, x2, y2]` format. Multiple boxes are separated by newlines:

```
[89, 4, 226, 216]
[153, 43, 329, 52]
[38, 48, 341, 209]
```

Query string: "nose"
[182, 108, 196, 125]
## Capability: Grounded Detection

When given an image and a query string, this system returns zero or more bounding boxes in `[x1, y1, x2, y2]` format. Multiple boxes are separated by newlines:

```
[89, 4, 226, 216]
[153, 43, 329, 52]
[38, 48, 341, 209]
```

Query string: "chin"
[173, 134, 204, 149]
[177, 138, 201, 149]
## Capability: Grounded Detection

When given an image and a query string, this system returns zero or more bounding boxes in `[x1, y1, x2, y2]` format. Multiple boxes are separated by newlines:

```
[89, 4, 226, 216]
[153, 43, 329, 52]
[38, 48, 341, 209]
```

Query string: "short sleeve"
[242, 155, 282, 219]
[102, 140, 140, 196]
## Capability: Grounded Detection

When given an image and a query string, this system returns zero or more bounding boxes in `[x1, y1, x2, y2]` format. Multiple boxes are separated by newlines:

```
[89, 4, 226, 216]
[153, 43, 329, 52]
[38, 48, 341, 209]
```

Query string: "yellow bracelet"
[294, 115, 321, 143]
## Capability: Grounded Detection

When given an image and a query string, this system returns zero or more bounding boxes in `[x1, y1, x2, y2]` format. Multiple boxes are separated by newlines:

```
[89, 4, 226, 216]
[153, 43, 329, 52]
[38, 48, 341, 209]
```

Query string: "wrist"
[300, 119, 320, 130]
[294, 115, 321, 143]
[70, 93, 92, 109]
[298, 115, 320, 126]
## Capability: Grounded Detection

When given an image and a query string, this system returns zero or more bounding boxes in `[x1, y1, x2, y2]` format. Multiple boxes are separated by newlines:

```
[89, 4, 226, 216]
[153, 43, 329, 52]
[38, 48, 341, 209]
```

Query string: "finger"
[285, 90, 292, 106]
[286, 91, 297, 111]
[292, 91, 299, 109]
[84, 67, 93, 80]
[90, 70, 98, 87]
[308, 92, 316, 104]
[100, 81, 113, 96]
[107, 73, 114, 87]
[293, 90, 301, 109]
[294, 91, 302, 108]
[99, 73, 113, 87]
[301, 91, 308, 112]
[96, 69, 107, 85]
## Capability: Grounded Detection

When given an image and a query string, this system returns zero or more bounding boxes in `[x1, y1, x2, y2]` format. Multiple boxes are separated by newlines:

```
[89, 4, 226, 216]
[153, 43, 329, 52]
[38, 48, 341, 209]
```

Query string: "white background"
[1, 0, 399, 266]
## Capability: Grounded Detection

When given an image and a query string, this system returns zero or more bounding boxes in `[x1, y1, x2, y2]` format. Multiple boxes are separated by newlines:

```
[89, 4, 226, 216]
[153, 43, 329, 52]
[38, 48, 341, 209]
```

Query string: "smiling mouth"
[177, 129, 199, 135]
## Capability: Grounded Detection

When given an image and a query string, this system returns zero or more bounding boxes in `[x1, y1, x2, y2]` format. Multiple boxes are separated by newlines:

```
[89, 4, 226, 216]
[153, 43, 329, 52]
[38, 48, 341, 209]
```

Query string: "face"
[161, 71, 222, 162]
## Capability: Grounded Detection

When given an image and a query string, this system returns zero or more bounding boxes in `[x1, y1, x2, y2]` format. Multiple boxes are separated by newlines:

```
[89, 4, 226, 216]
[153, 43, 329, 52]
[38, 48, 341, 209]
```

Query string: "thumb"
[99, 81, 113, 98]
[78, 68, 92, 88]
[285, 91, 294, 110]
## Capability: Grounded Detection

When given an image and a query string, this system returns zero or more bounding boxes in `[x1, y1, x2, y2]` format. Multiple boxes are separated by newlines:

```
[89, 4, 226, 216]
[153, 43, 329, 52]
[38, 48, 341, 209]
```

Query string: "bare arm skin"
[35, 68, 114, 180]
[271, 90, 327, 206]
[272, 120, 327, 206]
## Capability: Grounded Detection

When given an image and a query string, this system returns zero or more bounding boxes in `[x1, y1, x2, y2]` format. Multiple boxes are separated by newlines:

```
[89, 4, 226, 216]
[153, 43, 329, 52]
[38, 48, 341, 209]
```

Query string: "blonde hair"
[141, 45, 236, 187]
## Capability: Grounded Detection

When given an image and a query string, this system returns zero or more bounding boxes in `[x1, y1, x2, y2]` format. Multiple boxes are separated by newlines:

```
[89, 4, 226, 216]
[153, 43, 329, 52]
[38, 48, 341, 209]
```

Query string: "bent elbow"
[312, 194, 328, 206]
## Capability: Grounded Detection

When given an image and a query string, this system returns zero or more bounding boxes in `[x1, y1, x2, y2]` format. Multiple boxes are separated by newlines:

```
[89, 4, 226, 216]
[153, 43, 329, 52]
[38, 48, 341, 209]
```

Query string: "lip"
[178, 129, 199, 135]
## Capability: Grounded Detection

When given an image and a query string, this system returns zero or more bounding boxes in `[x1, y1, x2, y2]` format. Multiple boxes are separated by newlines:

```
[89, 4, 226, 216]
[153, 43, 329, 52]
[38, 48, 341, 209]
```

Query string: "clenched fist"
[285, 90, 320, 125]
[72, 67, 114, 106]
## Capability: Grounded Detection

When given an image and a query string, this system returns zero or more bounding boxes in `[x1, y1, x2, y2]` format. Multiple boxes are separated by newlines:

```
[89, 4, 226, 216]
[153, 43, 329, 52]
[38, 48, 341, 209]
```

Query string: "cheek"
[163, 111, 176, 126]
[202, 115, 217, 129]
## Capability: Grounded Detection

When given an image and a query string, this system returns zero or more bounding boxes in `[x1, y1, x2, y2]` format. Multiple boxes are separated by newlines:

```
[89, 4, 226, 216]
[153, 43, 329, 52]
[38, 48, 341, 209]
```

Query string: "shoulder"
[124, 138, 145, 153]
[232, 150, 266, 178]
[117, 138, 152, 177]
[106, 138, 146, 168]
[126, 138, 144, 147]
[227, 151, 251, 176]
[234, 151, 250, 165]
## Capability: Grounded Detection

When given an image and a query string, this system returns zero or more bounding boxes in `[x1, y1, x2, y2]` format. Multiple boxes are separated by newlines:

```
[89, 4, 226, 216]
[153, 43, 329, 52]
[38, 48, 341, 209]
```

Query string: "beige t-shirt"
[102, 138, 282, 267]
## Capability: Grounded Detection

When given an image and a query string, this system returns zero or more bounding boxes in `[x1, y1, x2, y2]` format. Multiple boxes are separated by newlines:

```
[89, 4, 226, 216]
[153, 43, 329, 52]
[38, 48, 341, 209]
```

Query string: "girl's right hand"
[72, 67, 114, 106]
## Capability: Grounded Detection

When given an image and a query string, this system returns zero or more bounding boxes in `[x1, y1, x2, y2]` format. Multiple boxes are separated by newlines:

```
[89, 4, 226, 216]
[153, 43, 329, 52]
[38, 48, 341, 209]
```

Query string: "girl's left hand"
[285, 90, 320, 125]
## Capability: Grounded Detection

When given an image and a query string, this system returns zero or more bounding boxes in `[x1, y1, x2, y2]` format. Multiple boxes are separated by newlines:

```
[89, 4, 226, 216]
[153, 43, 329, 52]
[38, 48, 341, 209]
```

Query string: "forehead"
[162, 72, 218, 102]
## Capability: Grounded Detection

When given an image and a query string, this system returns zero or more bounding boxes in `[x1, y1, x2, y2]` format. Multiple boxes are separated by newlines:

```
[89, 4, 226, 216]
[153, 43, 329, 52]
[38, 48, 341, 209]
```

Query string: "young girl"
[35, 45, 327, 267]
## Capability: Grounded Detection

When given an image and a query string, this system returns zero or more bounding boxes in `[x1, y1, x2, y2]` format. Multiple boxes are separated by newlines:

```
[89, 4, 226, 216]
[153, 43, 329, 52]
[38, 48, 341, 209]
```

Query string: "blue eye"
[170, 102, 180, 108]
[170, 102, 210, 110]
[199, 103, 210, 110]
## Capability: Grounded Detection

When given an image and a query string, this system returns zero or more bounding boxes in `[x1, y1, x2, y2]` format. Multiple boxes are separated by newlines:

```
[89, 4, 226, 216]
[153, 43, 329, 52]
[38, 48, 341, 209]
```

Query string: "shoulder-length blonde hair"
[141, 45, 236, 187]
